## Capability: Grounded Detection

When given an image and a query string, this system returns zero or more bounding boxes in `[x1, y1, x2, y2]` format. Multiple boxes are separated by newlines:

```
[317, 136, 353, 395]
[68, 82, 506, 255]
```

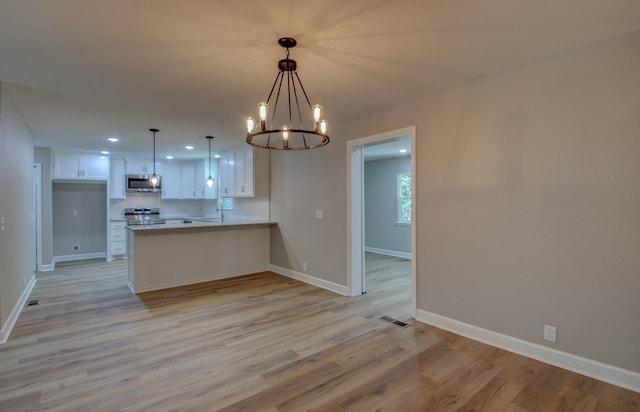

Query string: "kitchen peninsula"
[127, 219, 275, 293]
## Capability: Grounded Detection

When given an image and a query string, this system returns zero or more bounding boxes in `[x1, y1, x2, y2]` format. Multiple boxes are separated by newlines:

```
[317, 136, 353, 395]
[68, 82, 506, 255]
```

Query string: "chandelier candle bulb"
[312, 104, 322, 122]
[320, 119, 328, 135]
[245, 117, 255, 133]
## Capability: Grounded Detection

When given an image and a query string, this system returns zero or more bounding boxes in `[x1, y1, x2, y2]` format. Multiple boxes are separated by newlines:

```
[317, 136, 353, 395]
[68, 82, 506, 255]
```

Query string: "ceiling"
[364, 136, 411, 162]
[1, 1, 639, 160]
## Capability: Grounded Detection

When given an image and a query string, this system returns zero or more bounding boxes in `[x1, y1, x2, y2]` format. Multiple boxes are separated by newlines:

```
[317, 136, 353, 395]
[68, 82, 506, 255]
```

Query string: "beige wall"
[0, 83, 36, 329]
[270, 31, 640, 372]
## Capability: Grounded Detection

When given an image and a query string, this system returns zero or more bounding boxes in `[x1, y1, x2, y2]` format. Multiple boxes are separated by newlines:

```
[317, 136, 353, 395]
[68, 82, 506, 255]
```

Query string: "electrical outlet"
[544, 325, 557, 343]
[72, 210, 79, 216]
[303, 262, 308, 272]
[73, 245, 80, 251]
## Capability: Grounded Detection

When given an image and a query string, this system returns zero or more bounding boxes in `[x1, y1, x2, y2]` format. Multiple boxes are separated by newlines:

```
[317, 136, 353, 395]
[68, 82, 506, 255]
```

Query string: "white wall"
[364, 156, 411, 255]
[0, 83, 36, 331]
[270, 31, 640, 374]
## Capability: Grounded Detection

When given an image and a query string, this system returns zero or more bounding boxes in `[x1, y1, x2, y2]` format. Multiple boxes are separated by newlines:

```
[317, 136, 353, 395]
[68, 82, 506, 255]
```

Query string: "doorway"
[347, 126, 417, 318]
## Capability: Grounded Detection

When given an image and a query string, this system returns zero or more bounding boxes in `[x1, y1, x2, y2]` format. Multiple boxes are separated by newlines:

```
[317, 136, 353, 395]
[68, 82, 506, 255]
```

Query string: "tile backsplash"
[109, 193, 269, 220]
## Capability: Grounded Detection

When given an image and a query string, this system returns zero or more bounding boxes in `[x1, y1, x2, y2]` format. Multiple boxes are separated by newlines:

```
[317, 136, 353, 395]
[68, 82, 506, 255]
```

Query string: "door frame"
[33, 163, 42, 271]
[346, 126, 417, 317]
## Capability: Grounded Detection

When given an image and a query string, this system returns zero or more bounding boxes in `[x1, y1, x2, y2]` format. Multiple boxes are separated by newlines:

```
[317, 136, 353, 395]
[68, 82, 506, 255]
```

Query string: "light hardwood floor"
[364, 252, 412, 321]
[0, 258, 638, 411]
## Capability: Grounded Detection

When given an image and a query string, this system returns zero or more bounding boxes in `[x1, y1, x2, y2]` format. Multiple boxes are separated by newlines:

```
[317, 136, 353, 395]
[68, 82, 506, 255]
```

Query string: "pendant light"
[245, 37, 329, 150]
[205, 135, 215, 188]
[149, 128, 159, 186]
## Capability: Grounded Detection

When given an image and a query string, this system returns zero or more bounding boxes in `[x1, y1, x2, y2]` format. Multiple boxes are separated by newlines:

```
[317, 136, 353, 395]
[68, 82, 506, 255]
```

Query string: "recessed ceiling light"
[214, 154, 221, 159]
[185, 145, 194, 150]
[107, 137, 119, 142]
[399, 149, 408, 153]
[165, 155, 174, 160]
[101, 150, 110, 155]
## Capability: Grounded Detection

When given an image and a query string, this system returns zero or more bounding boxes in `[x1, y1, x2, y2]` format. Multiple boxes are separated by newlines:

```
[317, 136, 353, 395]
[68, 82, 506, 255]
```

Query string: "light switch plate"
[315, 209, 324, 219]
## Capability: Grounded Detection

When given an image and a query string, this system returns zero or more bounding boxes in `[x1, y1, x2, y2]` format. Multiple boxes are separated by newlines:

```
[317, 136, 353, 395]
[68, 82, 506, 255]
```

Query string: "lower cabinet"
[109, 221, 128, 259]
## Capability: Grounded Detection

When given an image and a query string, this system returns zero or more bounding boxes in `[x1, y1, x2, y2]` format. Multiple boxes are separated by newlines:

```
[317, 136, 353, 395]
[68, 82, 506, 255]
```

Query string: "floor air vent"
[379, 315, 411, 328]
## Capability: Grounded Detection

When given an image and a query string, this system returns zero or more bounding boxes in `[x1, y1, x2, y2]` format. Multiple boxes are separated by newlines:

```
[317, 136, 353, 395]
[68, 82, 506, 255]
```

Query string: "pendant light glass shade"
[149, 128, 159, 186]
[205, 136, 215, 188]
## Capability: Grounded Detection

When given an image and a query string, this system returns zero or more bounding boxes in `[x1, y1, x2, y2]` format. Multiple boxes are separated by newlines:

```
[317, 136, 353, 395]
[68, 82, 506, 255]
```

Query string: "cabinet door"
[180, 162, 196, 199]
[234, 147, 248, 196]
[82, 155, 109, 180]
[162, 161, 181, 199]
[109, 159, 126, 199]
[126, 160, 148, 174]
[219, 151, 235, 197]
[54, 154, 80, 179]
[193, 160, 208, 199]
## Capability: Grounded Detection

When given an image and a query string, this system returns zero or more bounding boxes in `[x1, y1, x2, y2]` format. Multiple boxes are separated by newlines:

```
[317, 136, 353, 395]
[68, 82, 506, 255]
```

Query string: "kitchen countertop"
[126, 218, 274, 232]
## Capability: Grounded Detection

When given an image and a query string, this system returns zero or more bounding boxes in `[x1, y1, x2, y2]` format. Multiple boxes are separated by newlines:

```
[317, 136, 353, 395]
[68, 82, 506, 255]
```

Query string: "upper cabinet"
[197, 159, 217, 200]
[219, 145, 269, 198]
[160, 159, 215, 200]
[219, 151, 235, 197]
[53, 153, 109, 181]
[161, 161, 181, 199]
[109, 158, 126, 199]
[125, 159, 163, 176]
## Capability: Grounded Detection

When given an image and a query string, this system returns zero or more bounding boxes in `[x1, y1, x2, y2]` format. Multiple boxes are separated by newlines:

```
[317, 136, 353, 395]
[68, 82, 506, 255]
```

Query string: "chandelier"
[245, 37, 329, 150]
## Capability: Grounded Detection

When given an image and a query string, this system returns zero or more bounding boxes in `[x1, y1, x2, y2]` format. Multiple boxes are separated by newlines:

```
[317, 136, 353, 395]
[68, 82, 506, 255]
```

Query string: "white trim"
[347, 125, 417, 313]
[34, 163, 43, 271]
[364, 247, 411, 260]
[53, 252, 107, 265]
[270, 264, 348, 296]
[416, 309, 640, 393]
[0, 274, 36, 344]
[38, 263, 55, 272]
[347, 146, 365, 296]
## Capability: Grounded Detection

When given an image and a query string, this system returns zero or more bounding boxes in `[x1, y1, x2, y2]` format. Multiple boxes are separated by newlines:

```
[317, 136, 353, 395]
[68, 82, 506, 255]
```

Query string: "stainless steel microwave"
[126, 174, 162, 193]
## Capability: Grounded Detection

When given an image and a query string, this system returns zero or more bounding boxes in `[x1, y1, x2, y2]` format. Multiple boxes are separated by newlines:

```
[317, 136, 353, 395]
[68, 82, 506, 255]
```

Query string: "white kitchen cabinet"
[219, 151, 235, 197]
[109, 221, 127, 259]
[180, 162, 197, 199]
[219, 145, 269, 198]
[53, 153, 109, 181]
[195, 160, 209, 199]
[126, 159, 162, 176]
[109, 158, 126, 199]
[161, 161, 181, 199]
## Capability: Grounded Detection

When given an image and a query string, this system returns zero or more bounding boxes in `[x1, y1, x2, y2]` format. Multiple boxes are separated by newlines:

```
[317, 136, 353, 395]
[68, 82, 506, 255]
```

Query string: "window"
[221, 197, 234, 210]
[397, 172, 412, 224]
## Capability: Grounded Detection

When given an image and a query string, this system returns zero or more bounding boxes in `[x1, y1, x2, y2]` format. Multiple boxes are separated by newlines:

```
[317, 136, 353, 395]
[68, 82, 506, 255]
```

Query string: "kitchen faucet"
[217, 202, 225, 221]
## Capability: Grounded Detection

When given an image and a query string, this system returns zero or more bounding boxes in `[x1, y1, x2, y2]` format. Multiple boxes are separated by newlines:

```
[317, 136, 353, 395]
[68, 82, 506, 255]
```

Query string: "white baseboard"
[416, 309, 640, 393]
[38, 263, 55, 272]
[269, 264, 348, 296]
[0, 274, 37, 344]
[365, 247, 411, 260]
[53, 252, 107, 266]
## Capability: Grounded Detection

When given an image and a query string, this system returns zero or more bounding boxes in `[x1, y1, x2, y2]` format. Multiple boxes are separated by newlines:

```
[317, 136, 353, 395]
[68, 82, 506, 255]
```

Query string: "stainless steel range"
[124, 208, 166, 225]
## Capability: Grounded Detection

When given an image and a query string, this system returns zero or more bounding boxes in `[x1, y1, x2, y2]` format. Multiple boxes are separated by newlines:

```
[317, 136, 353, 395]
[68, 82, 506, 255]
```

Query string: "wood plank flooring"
[364, 252, 412, 321]
[0, 257, 638, 411]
